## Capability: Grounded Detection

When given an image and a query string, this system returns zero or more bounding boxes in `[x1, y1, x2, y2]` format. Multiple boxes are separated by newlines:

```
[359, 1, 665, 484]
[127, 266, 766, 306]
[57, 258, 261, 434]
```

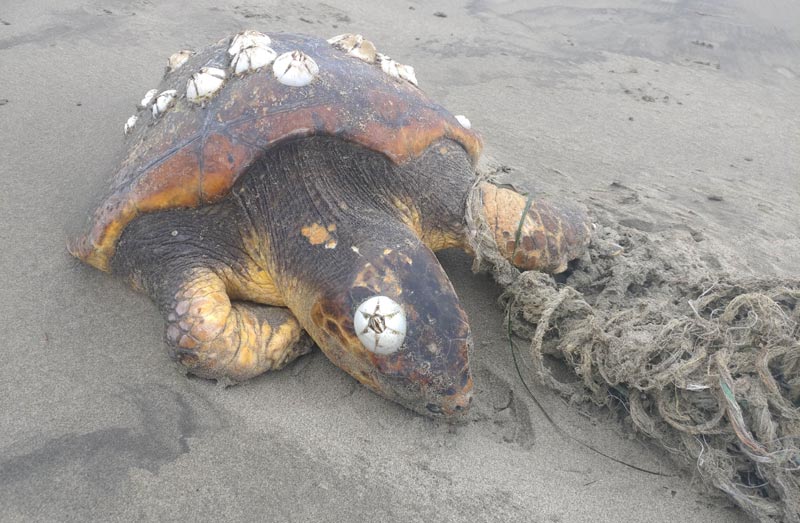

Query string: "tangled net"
[466, 169, 800, 522]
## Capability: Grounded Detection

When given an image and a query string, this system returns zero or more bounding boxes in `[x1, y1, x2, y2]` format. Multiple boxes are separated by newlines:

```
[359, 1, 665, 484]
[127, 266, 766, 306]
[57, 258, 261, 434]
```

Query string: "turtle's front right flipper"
[471, 181, 592, 274]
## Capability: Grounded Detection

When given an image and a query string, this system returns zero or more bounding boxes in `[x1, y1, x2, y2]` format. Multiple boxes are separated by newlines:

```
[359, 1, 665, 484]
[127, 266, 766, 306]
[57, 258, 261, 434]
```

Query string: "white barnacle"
[396, 63, 418, 86]
[138, 88, 158, 109]
[327, 33, 377, 63]
[349, 40, 377, 63]
[327, 33, 354, 46]
[377, 53, 398, 78]
[273, 50, 319, 87]
[167, 50, 193, 72]
[354, 296, 407, 355]
[186, 67, 227, 104]
[231, 44, 277, 75]
[377, 54, 418, 86]
[123, 115, 138, 134]
[454, 114, 471, 129]
[228, 30, 271, 56]
[151, 89, 177, 117]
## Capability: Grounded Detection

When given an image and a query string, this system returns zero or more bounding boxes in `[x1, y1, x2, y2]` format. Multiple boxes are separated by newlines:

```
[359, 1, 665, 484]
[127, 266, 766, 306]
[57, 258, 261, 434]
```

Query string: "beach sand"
[1, 0, 797, 521]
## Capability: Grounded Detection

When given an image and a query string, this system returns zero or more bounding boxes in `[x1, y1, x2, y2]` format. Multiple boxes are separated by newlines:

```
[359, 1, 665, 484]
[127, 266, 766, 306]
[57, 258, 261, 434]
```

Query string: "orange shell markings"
[69, 33, 483, 271]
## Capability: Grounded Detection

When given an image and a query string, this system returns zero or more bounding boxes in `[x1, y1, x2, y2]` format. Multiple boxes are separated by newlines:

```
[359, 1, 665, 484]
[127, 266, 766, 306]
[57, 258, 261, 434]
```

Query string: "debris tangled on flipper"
[466, 163, 800, 522]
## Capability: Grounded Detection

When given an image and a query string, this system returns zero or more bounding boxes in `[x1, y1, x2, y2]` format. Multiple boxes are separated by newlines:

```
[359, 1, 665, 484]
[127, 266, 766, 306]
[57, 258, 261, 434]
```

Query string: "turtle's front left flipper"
[471, 181, 592, 274]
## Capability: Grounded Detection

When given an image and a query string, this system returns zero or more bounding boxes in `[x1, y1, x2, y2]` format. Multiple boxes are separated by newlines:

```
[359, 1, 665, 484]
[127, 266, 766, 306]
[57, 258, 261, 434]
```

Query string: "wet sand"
[1, 0, 797, 521]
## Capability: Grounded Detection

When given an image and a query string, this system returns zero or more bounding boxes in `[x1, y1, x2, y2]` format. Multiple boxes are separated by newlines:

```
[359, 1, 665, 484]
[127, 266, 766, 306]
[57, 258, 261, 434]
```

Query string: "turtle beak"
[364, 296, 473, 419]
[424, 371, 473, 418]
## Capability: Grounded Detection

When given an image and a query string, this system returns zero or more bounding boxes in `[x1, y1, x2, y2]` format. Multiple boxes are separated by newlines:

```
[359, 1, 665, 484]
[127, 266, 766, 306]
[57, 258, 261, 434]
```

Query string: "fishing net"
[466, 166, 800, 522]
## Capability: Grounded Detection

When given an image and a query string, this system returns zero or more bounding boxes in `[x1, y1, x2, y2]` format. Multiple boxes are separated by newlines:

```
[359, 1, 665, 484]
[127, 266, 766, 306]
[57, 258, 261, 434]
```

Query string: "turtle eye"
[353, 296, 406, 355]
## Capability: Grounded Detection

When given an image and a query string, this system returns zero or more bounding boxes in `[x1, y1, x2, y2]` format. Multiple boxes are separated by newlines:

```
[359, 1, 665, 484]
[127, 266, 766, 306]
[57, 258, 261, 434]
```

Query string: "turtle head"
[310, 239, 473, 419]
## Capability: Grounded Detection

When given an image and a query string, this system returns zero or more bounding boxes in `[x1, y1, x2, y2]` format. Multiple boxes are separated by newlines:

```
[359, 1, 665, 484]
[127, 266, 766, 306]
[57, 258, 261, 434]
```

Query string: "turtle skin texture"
[70, 32, 591, 419]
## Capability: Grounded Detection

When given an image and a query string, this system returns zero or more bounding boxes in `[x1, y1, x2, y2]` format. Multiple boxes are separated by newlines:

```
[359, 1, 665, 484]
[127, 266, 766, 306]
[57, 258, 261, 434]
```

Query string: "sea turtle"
[70, 31, 591, 418]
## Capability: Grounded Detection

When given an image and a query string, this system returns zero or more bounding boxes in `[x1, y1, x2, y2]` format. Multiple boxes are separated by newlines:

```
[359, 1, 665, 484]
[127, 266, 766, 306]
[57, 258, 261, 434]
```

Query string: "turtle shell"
[69, 32, 483, 272]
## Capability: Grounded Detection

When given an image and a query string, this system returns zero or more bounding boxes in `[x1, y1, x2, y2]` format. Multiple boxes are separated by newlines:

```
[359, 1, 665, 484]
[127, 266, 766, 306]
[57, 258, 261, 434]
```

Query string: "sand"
[1, 0, 797, 521]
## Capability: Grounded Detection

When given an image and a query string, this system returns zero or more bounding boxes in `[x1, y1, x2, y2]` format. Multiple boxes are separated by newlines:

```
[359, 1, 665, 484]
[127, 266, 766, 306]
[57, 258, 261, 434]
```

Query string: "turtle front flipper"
[163, 268, 311, 381]
[471, 181, 592, 273]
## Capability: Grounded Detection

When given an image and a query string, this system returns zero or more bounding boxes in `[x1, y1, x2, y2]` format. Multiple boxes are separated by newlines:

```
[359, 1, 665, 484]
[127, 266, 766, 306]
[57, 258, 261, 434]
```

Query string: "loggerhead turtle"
[70, 31, 592, 418]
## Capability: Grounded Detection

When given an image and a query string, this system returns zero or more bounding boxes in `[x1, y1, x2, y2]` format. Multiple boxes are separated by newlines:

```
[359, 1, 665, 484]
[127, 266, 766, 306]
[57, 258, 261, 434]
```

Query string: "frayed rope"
[465, 164, 800, 522]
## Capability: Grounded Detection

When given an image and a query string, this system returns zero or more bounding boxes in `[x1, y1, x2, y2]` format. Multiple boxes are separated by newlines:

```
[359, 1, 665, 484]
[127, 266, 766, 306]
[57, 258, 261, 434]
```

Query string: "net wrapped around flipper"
[465, 164, 800, 523]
